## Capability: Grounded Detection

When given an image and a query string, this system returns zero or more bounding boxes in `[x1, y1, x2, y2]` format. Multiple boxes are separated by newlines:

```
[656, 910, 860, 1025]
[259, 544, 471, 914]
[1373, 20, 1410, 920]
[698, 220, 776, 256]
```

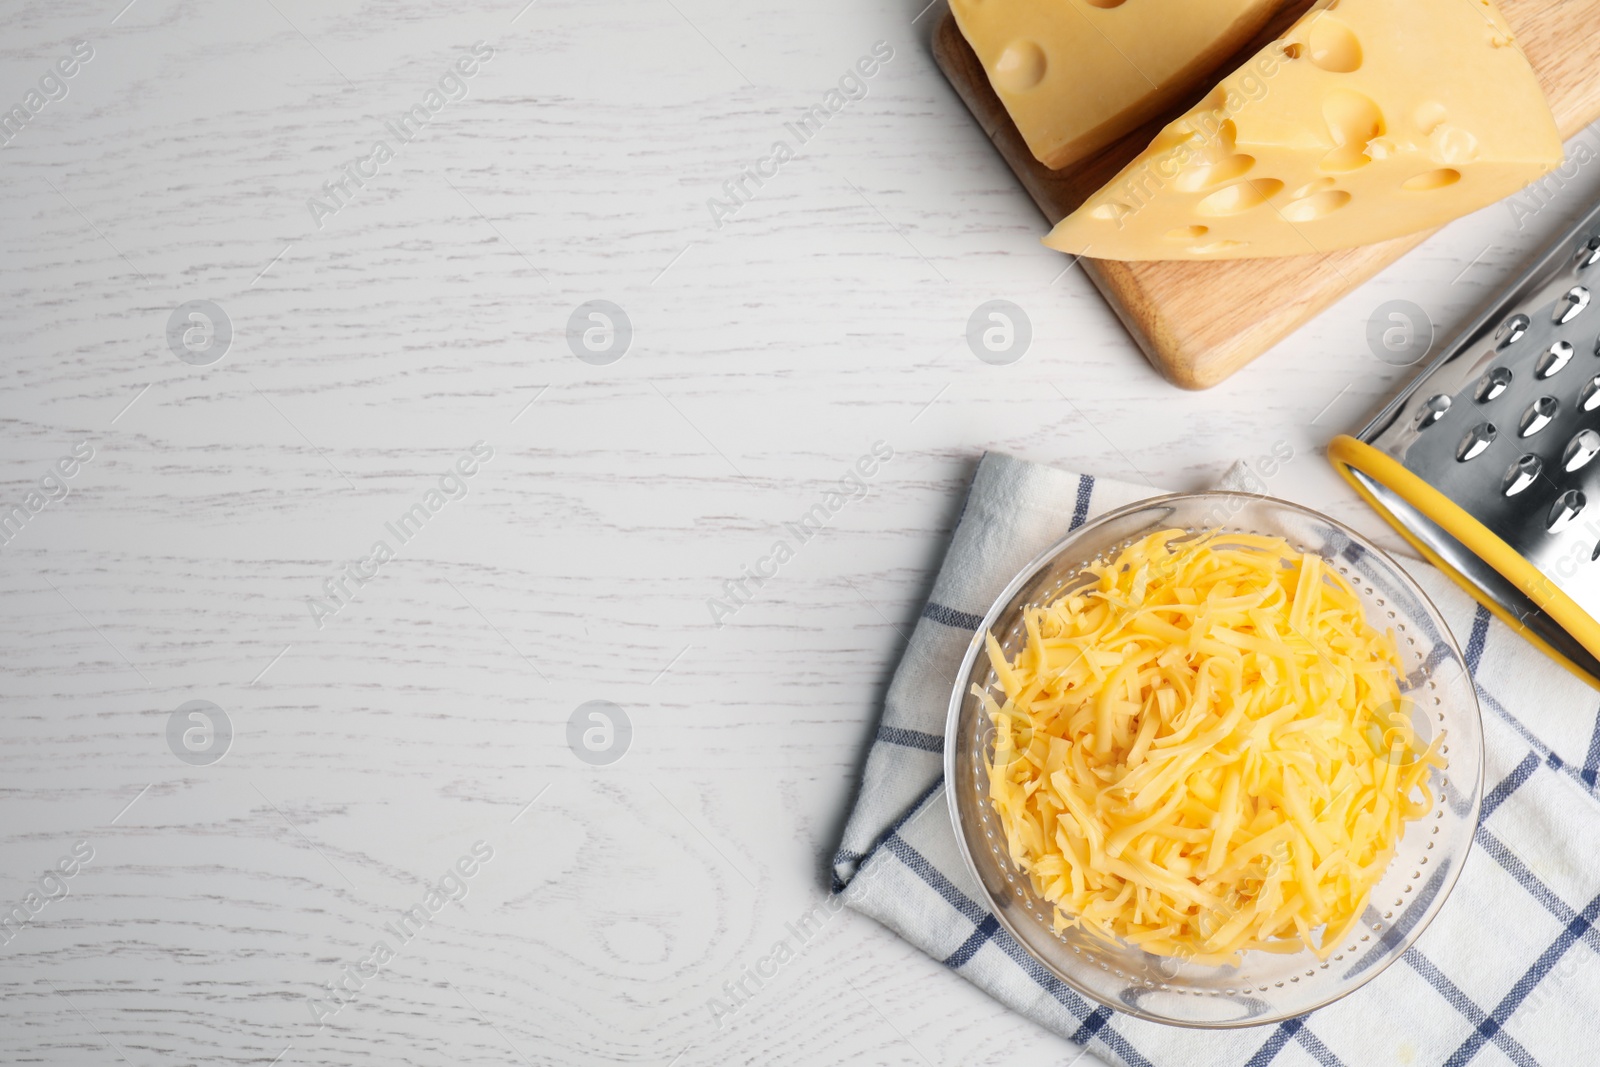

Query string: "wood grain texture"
[932, 0, 1600, 389]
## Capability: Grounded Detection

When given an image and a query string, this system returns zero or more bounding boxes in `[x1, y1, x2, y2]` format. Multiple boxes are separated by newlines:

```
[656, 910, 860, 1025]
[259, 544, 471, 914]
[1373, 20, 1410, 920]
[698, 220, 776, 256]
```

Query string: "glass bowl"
[943, 492, 1484, 1028]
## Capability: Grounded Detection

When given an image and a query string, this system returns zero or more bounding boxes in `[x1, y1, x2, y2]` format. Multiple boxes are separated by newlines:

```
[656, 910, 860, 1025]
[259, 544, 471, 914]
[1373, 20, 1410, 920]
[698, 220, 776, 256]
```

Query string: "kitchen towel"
[831, 451, 1600, 1067]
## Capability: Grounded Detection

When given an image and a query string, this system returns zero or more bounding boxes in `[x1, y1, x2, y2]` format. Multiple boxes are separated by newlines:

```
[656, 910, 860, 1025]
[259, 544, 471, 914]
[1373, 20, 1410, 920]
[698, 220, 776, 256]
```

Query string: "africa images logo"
[705, 441, 893, 627]
[704, 41, 894, 229]
[306, 840, 494, 1025]
[305, 42, 495, 229]
[0, 441, 94, 553]
[305, 441, 493, 628]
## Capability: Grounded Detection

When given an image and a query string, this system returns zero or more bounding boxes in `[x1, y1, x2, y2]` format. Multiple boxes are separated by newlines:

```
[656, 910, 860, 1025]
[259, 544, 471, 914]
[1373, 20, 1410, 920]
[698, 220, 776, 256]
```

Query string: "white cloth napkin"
[832, 452, 1600, 1067]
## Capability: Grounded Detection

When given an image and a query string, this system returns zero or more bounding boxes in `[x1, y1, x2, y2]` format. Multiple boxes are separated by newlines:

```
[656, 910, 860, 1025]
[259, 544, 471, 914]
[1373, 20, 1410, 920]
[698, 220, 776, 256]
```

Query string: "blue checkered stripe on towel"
[831, 453, 1600, 1067]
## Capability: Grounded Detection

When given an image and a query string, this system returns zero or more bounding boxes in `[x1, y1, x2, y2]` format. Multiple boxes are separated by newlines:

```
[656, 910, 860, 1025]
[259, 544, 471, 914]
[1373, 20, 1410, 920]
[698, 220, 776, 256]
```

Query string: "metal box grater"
[1331, 200, 1600, 686]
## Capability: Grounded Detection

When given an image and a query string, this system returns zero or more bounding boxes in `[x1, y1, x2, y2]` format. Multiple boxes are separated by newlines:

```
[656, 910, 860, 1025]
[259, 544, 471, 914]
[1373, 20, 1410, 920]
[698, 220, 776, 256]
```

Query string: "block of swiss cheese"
[1045, 0, 1563, 260]
[948, 0, 1286, 170]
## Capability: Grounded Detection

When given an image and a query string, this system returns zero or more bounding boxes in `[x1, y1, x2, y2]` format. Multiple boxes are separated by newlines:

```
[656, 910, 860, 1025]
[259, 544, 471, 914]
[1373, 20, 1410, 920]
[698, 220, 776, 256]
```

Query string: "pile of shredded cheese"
[982, 529, 1443, 965]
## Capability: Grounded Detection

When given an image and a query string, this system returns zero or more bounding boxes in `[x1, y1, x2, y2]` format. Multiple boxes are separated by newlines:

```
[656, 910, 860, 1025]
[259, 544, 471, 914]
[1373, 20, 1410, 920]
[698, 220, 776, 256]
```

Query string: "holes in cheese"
[1404, 167, 1462, 191]
[1282, 188, 1352, 221]
[948, 0, 1286, 170]
[1320, 90, 1385, 173]
[993, 40, 1048, 92]
[1288, 176, 1337, 200]
[1415, 101, 1449, 134]
[1044, 0, 1563, 260]
[1174, 152, 1256, 193]
[1307, 16, 1363, 73]
[981, 529, 1442, 964]
[1197, 179, 1283, 216]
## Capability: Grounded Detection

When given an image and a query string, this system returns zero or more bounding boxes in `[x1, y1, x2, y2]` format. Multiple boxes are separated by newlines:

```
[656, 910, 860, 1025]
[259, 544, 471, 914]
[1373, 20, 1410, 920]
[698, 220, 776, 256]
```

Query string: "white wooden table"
[5, 2, 1599, 1064]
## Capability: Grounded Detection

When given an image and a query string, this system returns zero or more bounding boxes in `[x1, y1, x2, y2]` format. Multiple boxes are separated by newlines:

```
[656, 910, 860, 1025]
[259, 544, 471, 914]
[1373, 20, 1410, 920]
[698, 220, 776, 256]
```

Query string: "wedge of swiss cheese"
[948, 0, 1286, 171]
[1043, 0, 1564, 261]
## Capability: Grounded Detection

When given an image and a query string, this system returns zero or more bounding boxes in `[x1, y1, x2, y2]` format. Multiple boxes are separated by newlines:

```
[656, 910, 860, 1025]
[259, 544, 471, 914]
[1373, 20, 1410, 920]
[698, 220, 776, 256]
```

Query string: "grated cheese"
[982, 529, 1443, 964]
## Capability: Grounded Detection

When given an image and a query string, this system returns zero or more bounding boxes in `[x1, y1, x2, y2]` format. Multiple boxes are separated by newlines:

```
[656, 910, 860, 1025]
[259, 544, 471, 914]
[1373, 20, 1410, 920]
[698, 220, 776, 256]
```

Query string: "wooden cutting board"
[933, 1, 1600, 389]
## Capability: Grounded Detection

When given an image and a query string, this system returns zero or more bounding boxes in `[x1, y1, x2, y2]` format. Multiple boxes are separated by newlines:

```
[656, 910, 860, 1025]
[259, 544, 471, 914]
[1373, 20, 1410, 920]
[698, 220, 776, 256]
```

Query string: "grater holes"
[1519, 397, 1559, 438]
[1457, 421, 1496, 461]
[1537, 341, 1575, 379]
[1582, 376, 1600, 413]
[1563, 430, 1600, 473]
[1414, 394, 1451, 429]
[1474, 366, 1512, 403]
[1549, 490, 1586, 533]
[1497, 313, 1531, 347]
[1556, 286, 1591, 325]
[1581, 234, 1600, 270]
[1503, 455, 1541, 496]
